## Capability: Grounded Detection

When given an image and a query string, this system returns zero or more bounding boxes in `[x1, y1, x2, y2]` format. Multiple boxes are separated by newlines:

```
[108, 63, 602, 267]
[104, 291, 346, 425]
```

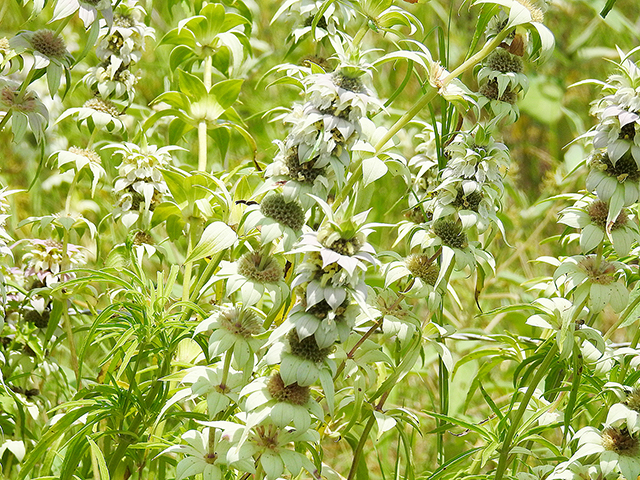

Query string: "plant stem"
[347, 391, 391, 480]
[16, 66, 36, 103]
[333, 316, 383, 380]
[188, 252, 224, 304]
[182, 220, 198, 303]
[336, 27, 511, 207]
[62, 308, 81, 391]
[53, 16, 72, 37]
[65, 170, 80, 215]
[0, 109, 12, 132]
[372, 27, 511, 155]
[493, 342, 558, 480]
[197, 55, 212, 172]
[603, 292, 640, 341]
[437, 346, 449, 465]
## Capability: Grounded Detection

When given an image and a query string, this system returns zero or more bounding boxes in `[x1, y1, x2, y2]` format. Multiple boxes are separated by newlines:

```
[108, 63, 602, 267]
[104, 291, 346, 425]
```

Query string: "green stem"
[372, 27, 511, 155]
[219, 344, 233, 389]
[351, 22, 369, 47]
[182, 220, 198, 303]
[603, 291, 640, 341]
[198, 121, 207, 172]
[0, 109, 12, 132]
[333, 316, 384, 380]
[437, 346, 449, 465]
[16, 66, 36, 103]
[493, 342, 559, 480]
[335, 28, 512, 207]
[62, 308, 81, 391]
[197, 55, 213, 172]
[53, 16, 72, 37]
[188, 252, 224, 304]
[65, 170, 80, 215]
[347, 391, 391, 480]
[87, 128, 98, 149]
[107, 351, 171, 473]
[347, 411, 376, 480]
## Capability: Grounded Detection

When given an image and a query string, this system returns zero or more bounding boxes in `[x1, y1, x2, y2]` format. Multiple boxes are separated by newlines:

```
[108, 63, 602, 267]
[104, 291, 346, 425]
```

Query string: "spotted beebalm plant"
[5, 1, 640, 480]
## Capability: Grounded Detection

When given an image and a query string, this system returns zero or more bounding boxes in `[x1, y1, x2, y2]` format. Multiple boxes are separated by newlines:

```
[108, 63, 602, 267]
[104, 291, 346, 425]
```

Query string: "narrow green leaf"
[600, 0, 617, 18]
[87, 436, 110, 480]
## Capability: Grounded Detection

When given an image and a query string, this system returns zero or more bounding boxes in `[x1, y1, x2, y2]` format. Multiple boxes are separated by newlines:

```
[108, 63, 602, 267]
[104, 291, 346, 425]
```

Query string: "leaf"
[361, 156, 388, 186]
[374, 411, 396, 440]
[177, 69, 208, 100]
[185, 221, 237, 264]
[600, 0, 617, 18]
[87, 436, 110, 480]
[212, 79, 243, 110]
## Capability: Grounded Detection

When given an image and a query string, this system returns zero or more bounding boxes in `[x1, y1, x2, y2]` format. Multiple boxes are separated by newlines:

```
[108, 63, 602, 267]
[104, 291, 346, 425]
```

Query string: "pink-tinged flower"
[22, 239, 85, 286]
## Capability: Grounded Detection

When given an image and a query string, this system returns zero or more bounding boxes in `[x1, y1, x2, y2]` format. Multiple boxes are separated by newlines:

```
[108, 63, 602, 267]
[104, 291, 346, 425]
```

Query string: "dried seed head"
[83, 98, 120, 116]
[591, 151, 640, 182]
[24, 309, 50, 328]
[31, 29, 67, 59]
[1, 86, 39, 112]
[405, 254, 439, 285]
[284, 146, 326, 184]
[480, 80, 518, 104]
[237, 251, 283, 283]
[267, 372, 310, 405]
[587, 200, 628, 230]
[433, 220, 467, 249]
[452, 188, 483, 212]
[260, 194, 305, 231]
[486, 49, 524, 74]
[602, 427, 639, 456]
[332, 72, 365, 93]
[132, 230, 153, 245]
[288, 329, 333, 362]
[578, 256, 616, 285]
[625, 387, 640, 412]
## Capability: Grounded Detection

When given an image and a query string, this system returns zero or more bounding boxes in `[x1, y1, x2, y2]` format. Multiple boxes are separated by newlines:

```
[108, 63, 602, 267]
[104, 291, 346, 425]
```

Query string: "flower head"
[243, 194, 305, 250]
[196, 305, 266, 371]
[54, 147, 106, 197]
[526, 297, 603, 361]
[592, 54, 640, 166]
[22, 239, 85, 286]
[290, 202, 376, 309]
[163, 426, 253, 480]
[554, 255, 629, 313]
[0, 78, 49, 143]
[214, 252, 289, 307]
[59, 97, 125, 133]
[11, 29, 73, 69]
[240, 373, 323, 432]
[565, 426, 640, 480]
[559, 196, 639, 256]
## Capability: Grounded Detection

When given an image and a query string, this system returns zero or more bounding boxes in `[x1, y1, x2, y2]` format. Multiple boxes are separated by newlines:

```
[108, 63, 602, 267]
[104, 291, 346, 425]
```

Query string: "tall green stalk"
[493, 343, 558, 480]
